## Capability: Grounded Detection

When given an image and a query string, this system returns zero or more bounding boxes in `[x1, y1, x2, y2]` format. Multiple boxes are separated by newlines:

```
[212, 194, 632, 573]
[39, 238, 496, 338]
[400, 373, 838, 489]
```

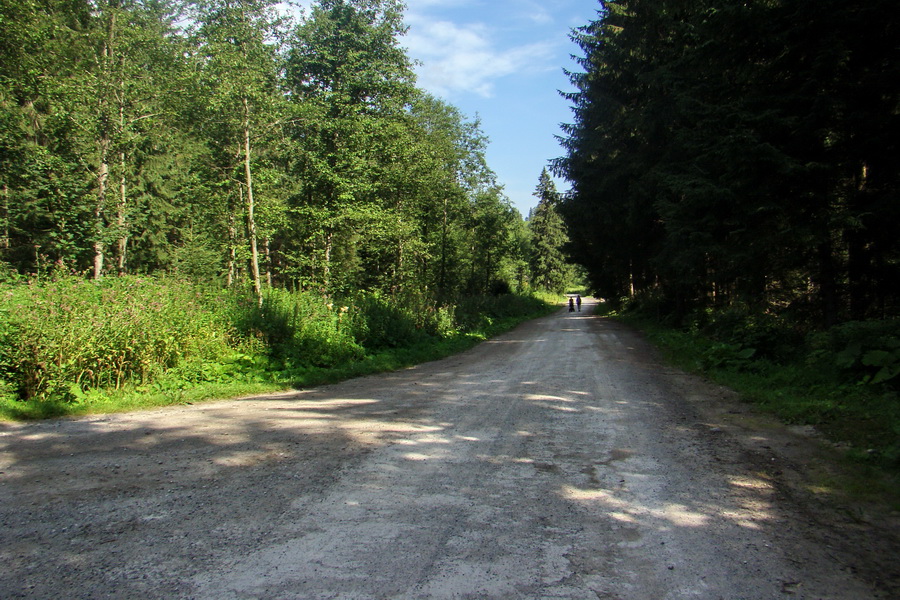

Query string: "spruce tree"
[528, 169, 570, 294]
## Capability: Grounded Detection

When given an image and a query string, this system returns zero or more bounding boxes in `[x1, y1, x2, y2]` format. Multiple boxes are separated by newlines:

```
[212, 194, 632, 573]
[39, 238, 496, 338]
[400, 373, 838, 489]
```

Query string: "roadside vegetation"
[0, 0, 577, 422]
[557, 1, 900, 499]
[0, 274, 557, 420]
[613, 304, 900, 482]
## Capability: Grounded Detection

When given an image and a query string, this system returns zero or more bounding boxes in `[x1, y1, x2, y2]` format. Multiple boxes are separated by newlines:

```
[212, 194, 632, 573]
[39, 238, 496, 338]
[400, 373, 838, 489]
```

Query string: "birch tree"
[284, 0, 416, 295]
[190, 0, 288, 302]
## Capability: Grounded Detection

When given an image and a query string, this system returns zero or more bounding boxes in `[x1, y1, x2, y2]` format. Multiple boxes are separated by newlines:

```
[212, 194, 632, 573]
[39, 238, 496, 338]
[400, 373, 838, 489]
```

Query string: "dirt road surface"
[2, 299, 899, 599]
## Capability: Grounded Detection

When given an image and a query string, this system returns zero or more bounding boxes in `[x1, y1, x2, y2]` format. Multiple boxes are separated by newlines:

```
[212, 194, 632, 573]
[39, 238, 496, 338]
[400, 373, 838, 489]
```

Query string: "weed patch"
[0, 277, 554, 420]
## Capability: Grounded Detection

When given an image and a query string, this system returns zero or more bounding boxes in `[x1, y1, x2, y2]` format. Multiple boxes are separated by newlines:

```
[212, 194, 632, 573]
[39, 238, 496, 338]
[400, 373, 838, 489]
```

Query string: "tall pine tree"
[529, 169, 570, 294]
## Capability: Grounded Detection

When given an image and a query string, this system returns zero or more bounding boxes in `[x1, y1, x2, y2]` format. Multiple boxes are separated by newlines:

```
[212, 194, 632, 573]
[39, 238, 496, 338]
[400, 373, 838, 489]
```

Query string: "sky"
[286, 0, 601, 217]
[402, 0, 600, 217]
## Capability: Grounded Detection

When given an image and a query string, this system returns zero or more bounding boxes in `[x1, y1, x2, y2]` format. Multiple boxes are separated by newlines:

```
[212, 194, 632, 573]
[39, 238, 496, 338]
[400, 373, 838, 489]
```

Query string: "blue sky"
[286, 0, 601, 217]
[402, 0, 600, 217]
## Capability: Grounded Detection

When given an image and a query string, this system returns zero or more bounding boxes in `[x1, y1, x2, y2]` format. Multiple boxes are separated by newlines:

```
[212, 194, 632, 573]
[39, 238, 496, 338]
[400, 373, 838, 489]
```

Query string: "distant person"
[568, 297, 575, 312]
[576, 295, 582, 312]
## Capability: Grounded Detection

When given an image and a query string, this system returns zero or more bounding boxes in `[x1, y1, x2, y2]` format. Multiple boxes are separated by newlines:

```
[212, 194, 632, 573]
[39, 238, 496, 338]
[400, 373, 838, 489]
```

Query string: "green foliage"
[558, 0, 900, 327]
[454, 293, 552, 333]
[696, 341, 757, 373]
[528, 168, 572, 294]
[0, 0, 532, 304]
[0, 275, 554, 418]
[345, 291, 424, 349]
[689, 308, 804, 364]
[170, 231, 225, 282]
[0, 0, 555, 421]
[620, 310, 900, 469]
[808, 320, 900, 387]
[237, 287, 364, 368]
[0, 276, 235, 401]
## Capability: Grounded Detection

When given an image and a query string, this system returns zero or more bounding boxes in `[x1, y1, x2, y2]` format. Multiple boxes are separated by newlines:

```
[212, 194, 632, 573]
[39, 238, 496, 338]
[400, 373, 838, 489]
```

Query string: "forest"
[0, 0, 573, 411]
[557, 0, 899, 329]
[557, 0, 900, 463]
[0, 0, 555, 296]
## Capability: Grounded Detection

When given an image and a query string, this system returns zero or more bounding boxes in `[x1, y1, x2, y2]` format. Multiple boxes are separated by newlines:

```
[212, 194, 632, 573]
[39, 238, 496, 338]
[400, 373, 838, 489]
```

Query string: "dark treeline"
[0, 0, 569, 301]
[556, 0, 900, 328]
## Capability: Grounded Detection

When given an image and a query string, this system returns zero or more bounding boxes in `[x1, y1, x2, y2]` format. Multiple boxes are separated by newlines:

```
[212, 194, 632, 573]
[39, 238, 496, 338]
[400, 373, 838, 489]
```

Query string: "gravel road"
[2, 299, 899, 599]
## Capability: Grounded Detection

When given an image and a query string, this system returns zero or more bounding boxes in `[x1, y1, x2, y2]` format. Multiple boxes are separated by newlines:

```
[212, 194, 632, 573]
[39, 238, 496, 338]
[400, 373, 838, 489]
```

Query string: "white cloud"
[279, 1, 559, 100]
[522, 0, 554, 25]
[404, 14, 556, 98]
[407, 0, 476, 7]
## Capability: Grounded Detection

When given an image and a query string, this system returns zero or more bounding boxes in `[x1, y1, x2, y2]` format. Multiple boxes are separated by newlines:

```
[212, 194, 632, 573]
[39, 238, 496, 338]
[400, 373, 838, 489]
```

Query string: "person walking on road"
[576, 295, 582, 312]
[568, 297, 575, 312]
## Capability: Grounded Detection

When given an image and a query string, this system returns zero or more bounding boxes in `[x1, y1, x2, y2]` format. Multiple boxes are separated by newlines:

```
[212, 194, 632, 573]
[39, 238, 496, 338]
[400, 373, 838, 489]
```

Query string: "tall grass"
[0, 276, 554, 419]
[237, 288, 365, 368]
[0, 277, 236, 402]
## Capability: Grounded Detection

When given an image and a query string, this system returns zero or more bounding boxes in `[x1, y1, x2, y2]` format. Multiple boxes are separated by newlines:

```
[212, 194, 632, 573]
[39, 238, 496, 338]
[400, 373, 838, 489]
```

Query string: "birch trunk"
[226, 209, 237, 288]
[1, 184, 8, 251]
[116, 151, 127, 275]
[93, 6, 118, 280]
[115, 50, 127, 276]
[93, 138, 109, 280]
[243, 97, 262, 305]
[264, 238, 273, 287]
[323, 230, 333, 294]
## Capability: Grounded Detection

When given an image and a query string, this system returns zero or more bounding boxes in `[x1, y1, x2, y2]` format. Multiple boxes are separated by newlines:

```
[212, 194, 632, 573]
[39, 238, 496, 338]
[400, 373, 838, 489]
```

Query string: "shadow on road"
[1, 298, 895, 598]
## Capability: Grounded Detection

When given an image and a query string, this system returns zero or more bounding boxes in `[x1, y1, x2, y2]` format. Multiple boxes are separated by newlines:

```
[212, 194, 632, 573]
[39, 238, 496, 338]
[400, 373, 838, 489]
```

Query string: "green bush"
[619, 310, 900, 469]
[0, 277, 554, 413]
[239, 288, 365, 368]
[454, 293, 550, 332]
[344, 290, 425, 349]
[808, 319, 900, 387]
[424, 304, 458, 337]
[688, 307, 803, 363]
[0, 276, 235, 401]
[699, 342, 758, 371]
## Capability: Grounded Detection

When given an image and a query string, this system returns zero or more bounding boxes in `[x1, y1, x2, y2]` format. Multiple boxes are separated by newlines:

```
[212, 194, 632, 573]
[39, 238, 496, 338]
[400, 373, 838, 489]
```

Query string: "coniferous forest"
[557, 1, 900, 462]
[557, 0, 900, 328]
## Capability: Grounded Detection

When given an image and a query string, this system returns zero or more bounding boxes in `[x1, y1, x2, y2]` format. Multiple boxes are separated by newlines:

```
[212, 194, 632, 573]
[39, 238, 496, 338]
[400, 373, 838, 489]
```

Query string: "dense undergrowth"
[0, 275, 556, 420]
[615, 306, 900, 475]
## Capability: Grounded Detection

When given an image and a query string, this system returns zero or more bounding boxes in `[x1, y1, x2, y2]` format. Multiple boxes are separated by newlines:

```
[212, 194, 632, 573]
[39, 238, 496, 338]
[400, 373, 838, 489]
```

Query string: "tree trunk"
[439, 198, 448, 298]
[393, 214, 404, 297]
[1, 184, 9, 251]
[629, 259, 636, 298]
[116, 151, 127, 276]
[243, 97, 262, 305]
[323, 230, 333, 295]
[226, 209, 237, 288]
[93, 6, 118, 281]
[817, 238, 840, 328]
[264, 238, 273, 287]
[396, 238, 403, 297]
[115, 51, 127, 276]
[848, 162, 871, 320]
[93, 138, 109, 280]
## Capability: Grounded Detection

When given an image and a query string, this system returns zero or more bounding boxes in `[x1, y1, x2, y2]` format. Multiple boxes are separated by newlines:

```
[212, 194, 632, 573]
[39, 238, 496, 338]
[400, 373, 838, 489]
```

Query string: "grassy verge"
[615, 309, 900, 504]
